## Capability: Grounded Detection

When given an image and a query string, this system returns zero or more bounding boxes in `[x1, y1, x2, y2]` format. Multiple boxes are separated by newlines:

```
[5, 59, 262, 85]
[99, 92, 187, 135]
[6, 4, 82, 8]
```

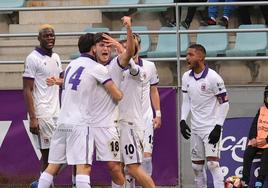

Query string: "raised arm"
[117, 16, 135, 67]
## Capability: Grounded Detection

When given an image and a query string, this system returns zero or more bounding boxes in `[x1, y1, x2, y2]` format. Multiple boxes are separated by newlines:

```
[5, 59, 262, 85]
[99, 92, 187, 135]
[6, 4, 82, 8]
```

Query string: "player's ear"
[92, 45, 96, 54]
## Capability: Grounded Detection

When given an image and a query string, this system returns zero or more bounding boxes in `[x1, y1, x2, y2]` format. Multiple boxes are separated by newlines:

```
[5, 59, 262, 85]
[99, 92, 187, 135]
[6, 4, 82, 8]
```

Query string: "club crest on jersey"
[44, 138, 49, 144]
[201, 83, 206, 91]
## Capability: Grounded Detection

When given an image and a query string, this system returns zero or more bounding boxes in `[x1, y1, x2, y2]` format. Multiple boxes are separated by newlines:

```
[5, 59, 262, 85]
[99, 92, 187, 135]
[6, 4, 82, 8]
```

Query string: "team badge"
[201, 83, 206, 91]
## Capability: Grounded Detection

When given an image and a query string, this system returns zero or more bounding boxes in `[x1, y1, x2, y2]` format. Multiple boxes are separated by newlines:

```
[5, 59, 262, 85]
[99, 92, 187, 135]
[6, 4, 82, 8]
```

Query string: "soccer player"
[241, 85, 268, 188]
[180, 44, 229, 188]
[89, 16, 135, 187]
[37, 33, 123, 188]
[117, 34, 161, 188]
[22, 24, 63, 187]
[116, 34, 156, 188]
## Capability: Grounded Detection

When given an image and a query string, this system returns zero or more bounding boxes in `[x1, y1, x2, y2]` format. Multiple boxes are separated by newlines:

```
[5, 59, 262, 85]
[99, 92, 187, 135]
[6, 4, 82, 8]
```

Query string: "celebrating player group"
[23, 16, 161, 188]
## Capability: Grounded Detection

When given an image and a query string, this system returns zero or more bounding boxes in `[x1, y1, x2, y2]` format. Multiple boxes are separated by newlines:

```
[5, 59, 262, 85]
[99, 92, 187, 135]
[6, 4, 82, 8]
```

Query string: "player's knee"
[126, 164, 139, 177]
[207, 161, 220, 171]
[108, 163, 124, 185]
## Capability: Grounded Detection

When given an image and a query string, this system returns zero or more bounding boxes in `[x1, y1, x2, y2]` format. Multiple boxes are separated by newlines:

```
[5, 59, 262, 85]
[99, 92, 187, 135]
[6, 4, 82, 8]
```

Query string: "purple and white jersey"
[118, 59, 146, 129]
[141, 59, 159, 121]
[181, 65, 227, 133]
[106, 56, 125, 86]
[22, 48, 62, 118]
[88, 56, 125, 127]
[57, 54, 112, 128]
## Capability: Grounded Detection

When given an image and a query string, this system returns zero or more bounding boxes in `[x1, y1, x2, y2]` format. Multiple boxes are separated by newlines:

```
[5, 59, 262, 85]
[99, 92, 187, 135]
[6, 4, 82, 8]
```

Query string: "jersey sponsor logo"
[217, 82, 225, 92]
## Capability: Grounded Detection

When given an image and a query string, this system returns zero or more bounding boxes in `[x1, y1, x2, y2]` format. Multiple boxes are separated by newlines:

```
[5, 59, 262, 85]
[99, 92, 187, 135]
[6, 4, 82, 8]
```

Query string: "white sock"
[207, 161, 224, 188]
[141, 157, 152, 176]
[111, 181, 122, 188]
[125, 174, 135, 188]
[38, 172, 53, 188]
[76, 175, 90, 188]
[192, 163, 207, 188]
[72, 173, 76, 188]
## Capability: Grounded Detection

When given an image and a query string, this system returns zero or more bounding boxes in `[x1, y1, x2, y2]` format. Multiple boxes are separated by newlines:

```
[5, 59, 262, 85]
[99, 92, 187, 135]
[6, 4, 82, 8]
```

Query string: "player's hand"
[180, 120, 191, 140]
[256, 138, 267, 147]
[46, 76, 56, 86]
[248, 138, 257, 147]
[121, 16, 132, 28]
[208, 124, 222, 145]
[153, 116, 161, 129]
[29, 117, 39, 135]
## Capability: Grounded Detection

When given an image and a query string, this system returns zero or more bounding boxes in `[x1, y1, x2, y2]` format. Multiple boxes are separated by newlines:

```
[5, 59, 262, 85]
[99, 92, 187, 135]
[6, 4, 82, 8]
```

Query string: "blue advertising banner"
[0, 88, 178, 186]
[207, 117, 268, 188]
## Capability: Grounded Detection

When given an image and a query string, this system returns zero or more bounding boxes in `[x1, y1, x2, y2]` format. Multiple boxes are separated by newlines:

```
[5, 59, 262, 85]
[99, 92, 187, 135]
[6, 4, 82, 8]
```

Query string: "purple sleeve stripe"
[23, 77, 34, 80]
[102, 78, 112, 85]
[117, 57, 127, 70]
[182, 90, 187, 93]
[150, 82, 159, 86]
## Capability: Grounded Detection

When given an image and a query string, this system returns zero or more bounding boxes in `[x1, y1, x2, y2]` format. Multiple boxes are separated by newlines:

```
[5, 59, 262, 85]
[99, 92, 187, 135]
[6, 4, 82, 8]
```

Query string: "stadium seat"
[147, 27, 189, 58]
[0, 0, 25, 8]
[226, 24, 268, 56]
[83, 27, 110, 33]
[70, 27, 110, 59]
[102, 0, 140, 12]
[120, 26, 151, 57]
[138, 0, 173, 12]
[196, 25, 228, 57]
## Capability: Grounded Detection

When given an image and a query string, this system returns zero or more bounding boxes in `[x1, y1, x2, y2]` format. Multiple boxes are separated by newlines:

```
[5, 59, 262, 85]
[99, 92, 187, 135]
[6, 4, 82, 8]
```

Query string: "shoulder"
[208, 68, 222, 79]
[52, 53, 61, 61]
[142, 59, 156, 68]
[95, 62, 109, 73]
[182, 70, 191, 80]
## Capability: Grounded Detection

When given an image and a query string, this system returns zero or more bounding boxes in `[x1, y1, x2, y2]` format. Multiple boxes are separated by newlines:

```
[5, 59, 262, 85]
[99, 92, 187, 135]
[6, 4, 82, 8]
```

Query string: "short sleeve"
[55, 54, 63, 74]
[181, 72, 188, 92]
[211, 73, 227, 95]
[150, 63, 159, 85]
[93, 64, 112, 84]
[23, 55, 37, 79]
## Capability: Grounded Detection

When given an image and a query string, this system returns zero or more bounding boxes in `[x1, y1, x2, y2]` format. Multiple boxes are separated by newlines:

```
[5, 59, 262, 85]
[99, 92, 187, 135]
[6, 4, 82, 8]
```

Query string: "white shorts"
[143, 117, 154, 153]
[190, 132, 221, 161]
[93, 126, 120, 162]
[119, 121, 144, 165]
[32, 117, 57, 149]
[48, 126, 94, 165]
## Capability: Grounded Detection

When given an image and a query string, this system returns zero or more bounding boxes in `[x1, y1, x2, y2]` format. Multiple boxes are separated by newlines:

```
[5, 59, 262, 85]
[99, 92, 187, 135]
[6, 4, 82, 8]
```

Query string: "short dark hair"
[188, 44, 206, 56]
[133, 33, 141, 45]
[78, 33, 95, 53]
[94, 32, 110, 44]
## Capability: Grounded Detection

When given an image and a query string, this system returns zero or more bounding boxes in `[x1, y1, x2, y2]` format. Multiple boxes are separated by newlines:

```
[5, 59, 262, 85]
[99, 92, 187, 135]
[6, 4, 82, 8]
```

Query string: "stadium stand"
[70, 27, 110, 59]
[226, 24, 268, 57]
[0, 0, 25, 8]
[147, 26, 189, 58]
[102, 0, 140, 12]
[120, 26, 150, 57]
[83, 26, 110, 33]
[137, 0, 173, 12]
[196, 25, 229, 57]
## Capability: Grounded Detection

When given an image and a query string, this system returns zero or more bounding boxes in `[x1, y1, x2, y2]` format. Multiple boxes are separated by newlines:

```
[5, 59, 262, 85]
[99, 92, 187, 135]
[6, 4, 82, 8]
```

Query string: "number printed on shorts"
[63, 66, 85, 90]
[149, 135, 153, 144]
[124, 144, 135, 155]
[110, 140, 120, 152]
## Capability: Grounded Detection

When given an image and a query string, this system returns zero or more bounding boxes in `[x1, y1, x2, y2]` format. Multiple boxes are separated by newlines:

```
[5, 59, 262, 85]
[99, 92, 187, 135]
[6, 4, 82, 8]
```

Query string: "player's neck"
[193, 64, 205, 74]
